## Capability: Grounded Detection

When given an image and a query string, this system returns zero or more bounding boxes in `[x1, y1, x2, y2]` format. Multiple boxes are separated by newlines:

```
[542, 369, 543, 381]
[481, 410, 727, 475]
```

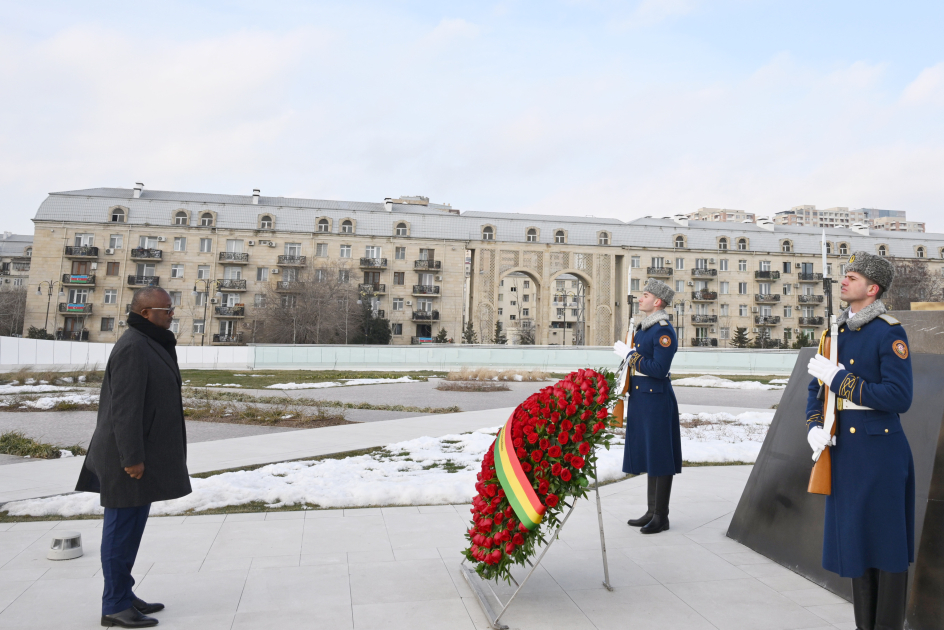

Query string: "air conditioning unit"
[794, 284, 800, 289]
[268, 242, 276, 248]
[118, 320, 126, 327]
[709, 258, 715, 263]
[795, 263, 801, 268]
[406, 300, 412, 306]
[105, 248, 115, 255]
[210, 298, 219, 304]
[751, 307, 759, 313]
[710, 327, 716, 333]
[90, 263, 98, 270]
[687, 281, 694, 286]
[435, 275, 443, 281]
[794, 328, 800, 333]
[248, 240, 255, 246]
[752, 328, 759, 333]
[271, 268, 280, 274]
[157, 236, 166, 242]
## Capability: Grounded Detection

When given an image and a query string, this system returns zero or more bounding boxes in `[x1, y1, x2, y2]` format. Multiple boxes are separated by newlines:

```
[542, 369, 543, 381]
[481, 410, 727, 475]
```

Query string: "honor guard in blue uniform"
[614, 278, 681, 534]
[805, 252, 914, 630]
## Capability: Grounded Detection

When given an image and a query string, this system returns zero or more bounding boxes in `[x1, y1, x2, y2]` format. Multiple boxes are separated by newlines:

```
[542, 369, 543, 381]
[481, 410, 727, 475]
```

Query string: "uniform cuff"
[829, 369, 858, 400]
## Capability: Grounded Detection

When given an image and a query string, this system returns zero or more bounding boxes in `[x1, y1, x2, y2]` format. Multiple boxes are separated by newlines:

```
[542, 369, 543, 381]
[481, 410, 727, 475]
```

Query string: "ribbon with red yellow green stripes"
[494, 414, 545, 530]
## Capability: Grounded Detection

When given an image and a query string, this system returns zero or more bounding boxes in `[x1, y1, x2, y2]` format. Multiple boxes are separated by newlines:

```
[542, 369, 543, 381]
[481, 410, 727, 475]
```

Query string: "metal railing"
[798, 272, 823, 282]
[646, 267, 672, 276]
[690, 338, 718, 347]
[359, 283, 386, 293]
[59, 303, 93, 314]
[412, 285, 440, 295]
[691, 314, 717, 324]
[412, 310, 440, 321]
[797, 294, 824, 303]
[799, 316, 825, 326]
[130, 248, 163, 260]
[692, 290, 717, 301]
[62, 273, 95, 285]
[414, 260, 442, 270]
[754, 270, 781, 280]
[56, 330, 89, 341]
[277, 255, 306, 266]
[215, 306, 245, 317]
[691, 268, 717, 277]
[219, 252, 250, 263]
[212, 333, 244, 343]
[218, 279, 247, 291]
[360, 257, 387, 268]
[127, 275, 160, 286]
[754, 293, 780, 302]
[276, 281, 303, 291]
[754, 315, 781, 325]
[64, 246, 99, 257]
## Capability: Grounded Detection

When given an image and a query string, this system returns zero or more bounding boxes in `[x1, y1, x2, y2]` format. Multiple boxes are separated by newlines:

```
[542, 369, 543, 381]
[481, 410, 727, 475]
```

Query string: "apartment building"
[0, 233, 32, 290]
[27, 186, 944, 346]
[685, 208, 756, 223]
[871, 217, 926, 233]
[773, 206, 868, 229]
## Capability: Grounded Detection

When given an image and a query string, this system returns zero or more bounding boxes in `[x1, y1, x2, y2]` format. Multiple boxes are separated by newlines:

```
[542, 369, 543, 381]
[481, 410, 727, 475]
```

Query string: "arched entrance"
[549, 269, 592, 346]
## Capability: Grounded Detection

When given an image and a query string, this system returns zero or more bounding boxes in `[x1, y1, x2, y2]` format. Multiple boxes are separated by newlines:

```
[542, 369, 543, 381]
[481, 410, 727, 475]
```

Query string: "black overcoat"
[76, 326, 192, 508]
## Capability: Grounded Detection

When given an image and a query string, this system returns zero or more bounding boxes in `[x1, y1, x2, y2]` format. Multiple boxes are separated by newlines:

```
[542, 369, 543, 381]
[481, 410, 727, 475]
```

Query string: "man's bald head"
[130, 286, 170, 313]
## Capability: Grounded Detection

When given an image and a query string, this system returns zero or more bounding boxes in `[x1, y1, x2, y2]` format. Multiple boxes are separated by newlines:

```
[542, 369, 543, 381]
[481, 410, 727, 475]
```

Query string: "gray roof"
[0, 234, 32, 257]
[32, 187, 944, 258]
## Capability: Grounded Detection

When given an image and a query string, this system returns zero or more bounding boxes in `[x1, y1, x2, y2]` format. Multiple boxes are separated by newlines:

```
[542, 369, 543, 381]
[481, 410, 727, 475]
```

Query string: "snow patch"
[673, 375, 785, 390]
[206, 383, 242, 388]
[0, 384, 74, 395]
[266, 376, 417, 390]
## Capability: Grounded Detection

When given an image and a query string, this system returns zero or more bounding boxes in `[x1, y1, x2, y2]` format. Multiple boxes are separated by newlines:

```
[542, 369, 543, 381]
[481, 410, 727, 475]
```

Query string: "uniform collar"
[637, 309, 670, 331]
[837, 299, 887, 331]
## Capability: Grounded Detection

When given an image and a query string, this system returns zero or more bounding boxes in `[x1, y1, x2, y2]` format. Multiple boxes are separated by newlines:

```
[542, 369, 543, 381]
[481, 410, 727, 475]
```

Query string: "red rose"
[564, 452, 573, 462]
[519, 523, 529, 532]
[513, 437, 524, 448]
[595, 394, 607, 405]
[490, 550, 502, 562]
[505, 505, 514, 517]
[551, 463, 562, 476]
[571, 456, 586, 469]
[593, 422, 605, 433]
[494, 511, 504, 523]
[516, 447, 527, 459]
[561, 469, 572, 481]
[561, 419, 573, 431]
[513, 533, 524, 545]
[505, 543, 515, 554]
[538, 479, 549, 495]
[540, 460, 550, 469]
[579, 442, 591, 455]
[486, 484, 497, 497]
[580, 410, 591, 421]
[521, 462, 532, 472]
[531, 450, 544, 462]
[527, 433, 539, 444]
[551, 412, 561, 423]
[547, 424, 557, 434]
[545, 494, 559, 507]
[547, 445, 562, 458]
[558, 432, 569, 445]
[539, 438, 550, 450]
[566, 404, 577, 416]
[596, 408, 608, 419]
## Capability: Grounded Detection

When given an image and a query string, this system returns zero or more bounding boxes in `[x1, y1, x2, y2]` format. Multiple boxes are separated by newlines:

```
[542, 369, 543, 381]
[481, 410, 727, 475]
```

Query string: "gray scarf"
[636, 309, 671, 331]
[837, 299, 887, 331]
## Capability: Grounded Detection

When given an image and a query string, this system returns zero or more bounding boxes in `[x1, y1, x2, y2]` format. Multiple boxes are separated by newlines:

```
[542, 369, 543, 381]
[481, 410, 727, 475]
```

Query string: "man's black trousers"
[101, 504, 151, 615]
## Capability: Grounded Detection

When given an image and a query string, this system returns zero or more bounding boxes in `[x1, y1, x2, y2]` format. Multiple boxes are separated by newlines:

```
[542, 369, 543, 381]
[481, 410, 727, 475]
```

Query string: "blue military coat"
[622, 316, 683, 477]
[806, 313, 915, 578]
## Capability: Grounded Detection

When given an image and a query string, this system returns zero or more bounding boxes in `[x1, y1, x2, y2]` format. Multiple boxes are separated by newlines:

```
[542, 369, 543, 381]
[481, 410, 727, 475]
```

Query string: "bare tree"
[883, 259, 943, 311]
[0, 288, 26, 336]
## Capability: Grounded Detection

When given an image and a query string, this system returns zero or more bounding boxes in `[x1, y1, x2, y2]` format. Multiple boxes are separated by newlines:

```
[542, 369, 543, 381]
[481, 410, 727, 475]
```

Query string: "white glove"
[807, 426, 836, 461]
[613, 340, 631, 359]
[807, 354, 845, 388]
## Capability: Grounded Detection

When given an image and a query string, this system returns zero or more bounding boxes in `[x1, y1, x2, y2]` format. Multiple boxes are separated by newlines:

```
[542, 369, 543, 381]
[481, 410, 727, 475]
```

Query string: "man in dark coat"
[615, 278, 681, 534]
[805, 252, 914, 630]
[76, 286, 191, 628]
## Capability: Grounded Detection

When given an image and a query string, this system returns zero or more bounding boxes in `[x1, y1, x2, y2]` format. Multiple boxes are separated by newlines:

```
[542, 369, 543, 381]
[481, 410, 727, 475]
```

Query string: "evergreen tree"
[462, 321, 478, 344]
[434, 327, 449, 343]
[731, 327, 751, 348]
[351, 301, 392, 344]
[494, 321, 507, 345]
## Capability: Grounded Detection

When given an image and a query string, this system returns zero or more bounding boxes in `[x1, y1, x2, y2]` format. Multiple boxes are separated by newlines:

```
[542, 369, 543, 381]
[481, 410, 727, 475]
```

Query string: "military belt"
[837, 399, 873, 411]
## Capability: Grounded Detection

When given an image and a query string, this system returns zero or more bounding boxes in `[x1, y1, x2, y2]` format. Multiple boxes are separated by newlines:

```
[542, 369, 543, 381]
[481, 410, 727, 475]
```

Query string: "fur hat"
[845, 251, 895, 291]
[643, 278, 674, 307]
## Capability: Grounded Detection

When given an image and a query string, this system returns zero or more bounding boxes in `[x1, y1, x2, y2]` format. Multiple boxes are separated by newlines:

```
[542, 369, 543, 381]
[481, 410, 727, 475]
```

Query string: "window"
[314, 269, 328, 283]
[783, 284, 792, 295]
[392, 298, 404, 311]
[110, 208, 125, 223]
[720, 304, 729, 316]
[394, 272, 405, 285]
[738, 282, 748, 294]
[197, 265, 210, 279]
[338, 270, 350, 283]
[366, 246, 381, 258]
[174, 237, 186, 252]
[170, 320, 179, 334]
[631, 256, 640, 268]
[630, 279, 640, 291]
[285, 243, 301, 256]
[498, 308, 503, 316]
[825, 242, 832, 255]
[555, 230, 565, 244]
[69, 288, 89, 303]
[878, 245, 887, 256]
[417, 298, 433, 312]
[171, 264, 184, 278]
[522, 308, 530, 317]
[104, 289, 117, 304]
[675, 236, 685, 248]
[510, 300, 517, 306]
[340, 245, 352, 258]
[317, 218, 330, 232]
[737, 238, 747, 251]
[738, 260, 747, 272]
[169, 291, 181, 306]
[675, 258, 684, 270]
[527, 229, 538, 242]
[200, 238, 212, 253]
[718, 237, 728, 250]
[395, 247, 406, 260]
[223, 266, 242, 280]
[482, 226, 494, 240]
[254, 294, 266, 307]
[316, 243, 328, 257]
[917, 247, 926, 258]
[675, 281, 684, 292]
[200, 213, 214, 227]
[783, 261, 791, 274]
[511, 314, 518, 321]
[758, 282, 771, 295]
[392, 323, 403, 335]
[522, 294, 529, 302]
[281, 295, 296, 308]
[106, 262, 120, 276]
[174, 211, 188, 226]
[556, 308, 565, 318]
[193, 319, 205, 334]
[719, 259, 728, 271]
[260, 215, 273, 229]
[75, 233, 94, 246]
[256, 267, 269, 281]
[720, 327, 730, 340]
[720, 281, 729, 294]
[498, 293, 503, 302]
[109, 234, 123, 249]
[194, 292, 207, 306]
[598, 232, 609, 245]
[759, 260, 771, 271]
[781, 240, 793, 253]
[739, 304, 748, 316]
[396, 223, 408, 236]
[12, 262, 28, 272]
[341, 220, 353, 234]
[139, 236, 158, 249]
[827, 263, 833, 276]
[101, 317, 115, 331]
[784, 305, 793, 318]
[839, 243, 849, 256]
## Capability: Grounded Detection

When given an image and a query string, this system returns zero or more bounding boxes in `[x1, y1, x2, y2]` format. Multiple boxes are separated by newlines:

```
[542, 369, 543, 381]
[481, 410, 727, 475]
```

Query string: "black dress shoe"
[132, 596, 165, 615]
[101, 606, 159, 627]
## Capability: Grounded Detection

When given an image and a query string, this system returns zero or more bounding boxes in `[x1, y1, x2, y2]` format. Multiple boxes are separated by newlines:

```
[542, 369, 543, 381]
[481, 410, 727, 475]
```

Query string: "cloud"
[618, 0, 701, 28]
[901, 61, 944, 106]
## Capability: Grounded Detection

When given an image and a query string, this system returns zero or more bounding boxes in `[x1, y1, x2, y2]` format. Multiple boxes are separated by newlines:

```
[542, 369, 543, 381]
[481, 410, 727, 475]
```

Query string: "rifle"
[809, 232, 838, 495]
[612, 294, 635, 428]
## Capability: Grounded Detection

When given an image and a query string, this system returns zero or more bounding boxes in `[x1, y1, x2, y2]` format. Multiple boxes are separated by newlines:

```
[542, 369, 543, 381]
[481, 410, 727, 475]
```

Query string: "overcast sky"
[2, 1, 943, 234]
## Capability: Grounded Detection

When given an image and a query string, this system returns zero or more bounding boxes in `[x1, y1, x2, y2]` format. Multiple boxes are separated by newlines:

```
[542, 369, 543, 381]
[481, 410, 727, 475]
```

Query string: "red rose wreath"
[463, 368, 616, 582]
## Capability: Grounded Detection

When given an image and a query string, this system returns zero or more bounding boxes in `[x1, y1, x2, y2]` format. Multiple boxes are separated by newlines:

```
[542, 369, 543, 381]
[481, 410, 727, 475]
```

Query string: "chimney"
[252, 189, 260, 205]
[849, 222, 869, 236]
[384, 198, 393, 212]
[671, 215, 689, 226]
[133, 183, 144, 198]
[756, 217, 775, 231]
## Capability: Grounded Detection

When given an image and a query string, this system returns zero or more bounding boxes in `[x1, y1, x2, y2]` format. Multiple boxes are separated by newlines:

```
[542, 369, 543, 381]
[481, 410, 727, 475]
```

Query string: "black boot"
[874, 570, 907, 630]
[640, 475, 672, 534]
[628, 475, 657, 526]
[852, 568, 878, 630]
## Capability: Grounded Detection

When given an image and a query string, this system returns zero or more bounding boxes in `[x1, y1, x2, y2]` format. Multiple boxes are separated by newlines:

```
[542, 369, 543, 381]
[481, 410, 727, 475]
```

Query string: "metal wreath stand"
[460, 459, 613, 630]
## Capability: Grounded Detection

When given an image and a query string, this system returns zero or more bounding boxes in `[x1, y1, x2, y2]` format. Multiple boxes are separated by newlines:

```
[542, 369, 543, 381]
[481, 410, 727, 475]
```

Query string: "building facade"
[685, 208, 756, 223]
[870, 217, 926, 233]
[0, 233, 32, 290]
[26, 186, 944, 346]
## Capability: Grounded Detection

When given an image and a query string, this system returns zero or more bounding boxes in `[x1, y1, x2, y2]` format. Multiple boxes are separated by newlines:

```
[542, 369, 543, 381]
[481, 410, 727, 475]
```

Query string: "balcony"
[691, 268, 717, 278]
[219, 252, 250, 264]
[646, 267, 672, 277]
[797, 294, 824, 304]
[217, 279, 247, 292]
[215, 306, 245, 318]
[754, 270, 781, 280]
[754, 293, 780, 303]
[56, 330, 89, 341]
[130, 248, 163, 260]
[275, 281, 303, 292]
[799, 316, 825, 326]
[754, 315, 781, 326]
[64, 246, 99, 259]
[412, 285, 440, 296]
[127, 275, 160, 286]
[212, 333, 244, 344]
[691, 315, 717, 325]
[61, 273, 95, 286]
[692, 290, 717, 301]
[798, 273, 823, 282]
[411, 336, 436, 344]
[412, 310, 440, 322]
[277, 255, 306, 266]
[690, 338, 718, 347]
[360, 257, 387, 269]
[359, 283, 386, 294]
[59, 303, 93, 314]
[414, 260, 442, 271]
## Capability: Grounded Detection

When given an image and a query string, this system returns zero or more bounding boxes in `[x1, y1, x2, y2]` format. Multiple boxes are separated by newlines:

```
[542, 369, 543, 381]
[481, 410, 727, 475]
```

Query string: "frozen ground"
[673, 375, 786, 391]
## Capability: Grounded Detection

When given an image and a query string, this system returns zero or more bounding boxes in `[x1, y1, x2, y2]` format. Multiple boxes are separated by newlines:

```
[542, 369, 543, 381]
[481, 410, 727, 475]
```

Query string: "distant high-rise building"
[871, 217, 925, 233]
[773, 206, 867, 228]
[686, 208, 756, 223]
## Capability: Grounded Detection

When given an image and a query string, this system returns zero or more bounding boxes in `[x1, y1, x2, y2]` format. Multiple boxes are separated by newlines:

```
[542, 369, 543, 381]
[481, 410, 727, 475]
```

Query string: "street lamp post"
[555, 286, 586, 346]
[192, 279, 219, 346]
[36, 280, 64, 333]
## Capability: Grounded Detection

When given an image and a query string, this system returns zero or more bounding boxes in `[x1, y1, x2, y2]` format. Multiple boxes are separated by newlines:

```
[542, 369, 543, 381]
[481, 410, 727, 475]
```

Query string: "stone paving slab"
[0, 466, 855, 630]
